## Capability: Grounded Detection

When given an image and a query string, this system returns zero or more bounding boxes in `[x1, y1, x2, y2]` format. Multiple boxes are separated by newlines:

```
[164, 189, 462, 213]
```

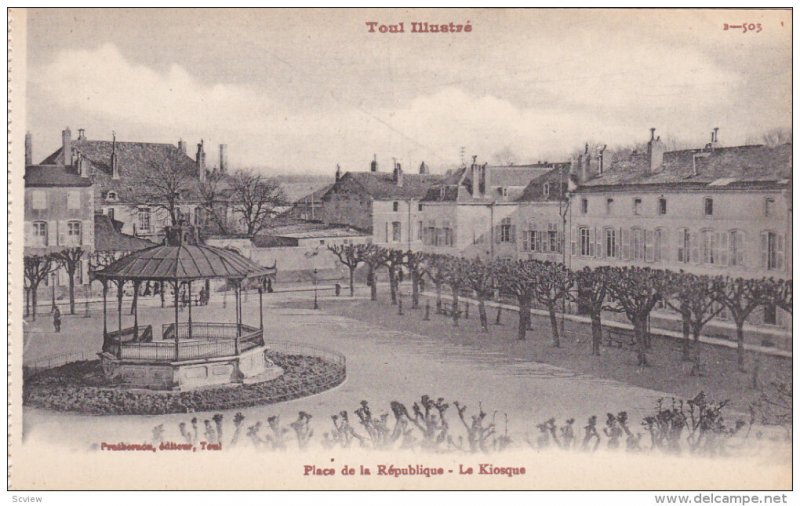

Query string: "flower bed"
[23, 352, 346, 415]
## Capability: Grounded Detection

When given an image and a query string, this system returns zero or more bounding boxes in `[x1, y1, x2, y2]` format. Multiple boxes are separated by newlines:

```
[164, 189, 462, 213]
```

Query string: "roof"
[263, 222, 369, 239]
[579, 144, 792, 191]
[94, 214, 157, 252]
[331, 171, 442, 200]
[293, 183, 334, 204]
[93, 244, 276, 281]
[486, 163, 565, 187]
[24, 165, 92, 187]
[517, 167, 571, 202]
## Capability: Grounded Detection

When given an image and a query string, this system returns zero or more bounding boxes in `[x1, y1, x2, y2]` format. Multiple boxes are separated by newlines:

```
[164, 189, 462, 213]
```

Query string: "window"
[319, 240, 325, 245]
[392, 222, 401, 242]
[418, 203, 423, 211]
[580, 198, 588, 214]
[393, 201, 399, 212]
[764, 197, 775, 217]
[761, 231, 785, 271]
[631, 228, 644, 261]
[604, 228, 617, 258]
[500, 187, 509, 197]
[499, 218, 514, 243]
[633, 198, 642, 215]
[658, 198, 667, 215]
[31, 190, 46, 210]
[194, 207, 205, 226]
[677, 228, 691, 263]
[75, 260, 83, 285]
[138, 207, 151, 232]
[417, 221, 423, 241]
[67, 191, 81, 210]
[606, 198, 614, 215]
[32, 221, 47, 246]
[579, 227, 591, 256]
[543, 183, 550, 198]
[704, 197, 713, 216]
[729, 230, 745, 266]
[106, 191, 118, 201]
[702, 229, 718, 264]
[66, 221, 82, 246]
[107, 208, 115, 221]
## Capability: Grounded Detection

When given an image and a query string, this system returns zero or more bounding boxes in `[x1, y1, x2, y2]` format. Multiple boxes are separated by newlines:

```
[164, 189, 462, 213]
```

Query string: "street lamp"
[313, 268, 319, 310]
[50, 272, 57, 313]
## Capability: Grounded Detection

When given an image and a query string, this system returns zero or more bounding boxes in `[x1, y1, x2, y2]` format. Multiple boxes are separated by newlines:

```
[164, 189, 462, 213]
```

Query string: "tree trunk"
[495, 305, 502, 325]
[735, 320, 746, 372]
[349, 266, 355, 297]
[549, 305, 560, 347]
[435, 282, 442, 313]
[25, 288, 30, 318]
[590, 313, 602, 356]
[634, 318, 648, 366]
[160, 281, 165, 308]
[389, 268, 397, 305]
[452, 287, 460, 327]
[369, 266, 377, 301]
[690, 327, 703, 376]
[68, 273, 76, 315]
[411, 272, 420, 308]
[517, 296, 529, 340]
[681, 312, 691, 361]
[31, 284, 38, 321]
[478, 298, 488, 332]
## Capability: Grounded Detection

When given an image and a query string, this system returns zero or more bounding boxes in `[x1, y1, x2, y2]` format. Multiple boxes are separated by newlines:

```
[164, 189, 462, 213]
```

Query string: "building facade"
[569, 129, 792, 343]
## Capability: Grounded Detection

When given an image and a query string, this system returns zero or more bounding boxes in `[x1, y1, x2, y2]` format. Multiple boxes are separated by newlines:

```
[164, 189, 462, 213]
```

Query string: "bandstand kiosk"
[92, 225, 279, 390]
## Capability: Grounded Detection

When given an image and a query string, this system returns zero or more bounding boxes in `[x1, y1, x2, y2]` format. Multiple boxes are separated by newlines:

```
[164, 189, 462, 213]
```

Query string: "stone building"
[569, 128, 792, 345]
[516, 165, 572, 262]
[320, 157, 440, 249]
[419, 158, 567, 259]
[38, 127, 218, 242]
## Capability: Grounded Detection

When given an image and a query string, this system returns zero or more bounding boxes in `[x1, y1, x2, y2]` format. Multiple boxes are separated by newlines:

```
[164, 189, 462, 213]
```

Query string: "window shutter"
[760, 231, 768, 269]
[495, 225, 501, 244]
[660, 229, 669, 262]
[571, 226, 576, 256]
[776, 234, 785, 270]
[690, 231, 700, 264]
[589, 228, 595, 257]
[522, 230, 529, 251]
[719, 231, 728, 266]
[25, 221, 32, 246]
[510, 225, 516, 243]
[595, 227, 602, 258]
[616, 228, 622, 258]
[735, 231, 745, 266]
[621, 228, 630, 260]
[645, 229, 654, 262]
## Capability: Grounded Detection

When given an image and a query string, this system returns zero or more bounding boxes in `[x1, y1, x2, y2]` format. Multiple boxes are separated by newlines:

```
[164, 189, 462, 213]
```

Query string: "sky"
[23, 8, 792, 176]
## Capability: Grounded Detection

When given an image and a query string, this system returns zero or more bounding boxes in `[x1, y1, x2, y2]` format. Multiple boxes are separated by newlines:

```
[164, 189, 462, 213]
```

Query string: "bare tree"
[531, 261, 573, 348]
[665, 272, 722, 376]
[404, 251, 427, 309]
[51, 247, 85, 315]
[463, 258, 495, 332]
[573, 267, 618, 356]
[362, 245, 390, 301]
[196, 170, 234, 235]
[229, 169, 286, 236]
[327, 243, 368, 296]
[712, 276, 770, 372]
[605, 267, 669, 367]
[24, 255, 55, 320]
[128, 150, 196, 226]
[493, 259, 538, 341]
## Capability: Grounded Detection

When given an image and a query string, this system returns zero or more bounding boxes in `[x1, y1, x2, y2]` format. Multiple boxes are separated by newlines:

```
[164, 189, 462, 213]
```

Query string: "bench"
[440, 302, 462, 318]
[605, 327, 637, 349]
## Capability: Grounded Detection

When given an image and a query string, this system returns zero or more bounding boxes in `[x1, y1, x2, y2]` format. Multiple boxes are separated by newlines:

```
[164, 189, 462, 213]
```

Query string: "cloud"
[30, 42, 790, 174]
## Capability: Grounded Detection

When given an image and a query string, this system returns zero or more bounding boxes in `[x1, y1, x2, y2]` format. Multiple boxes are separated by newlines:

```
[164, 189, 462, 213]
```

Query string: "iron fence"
[23, 351, 87, 379]
[161, 322, 259, 340]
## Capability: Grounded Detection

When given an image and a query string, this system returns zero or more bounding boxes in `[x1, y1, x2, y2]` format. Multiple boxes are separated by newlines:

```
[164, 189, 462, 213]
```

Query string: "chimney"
[370, 154, 378, 172]
[393, 162, 404, 187]
[646, 127, 665, 174]
[471, 155, 481, 198]
[418, 161, 429, 175]
[598, 144, 607, 175]
[111, 131, 120, 179]
[77, 128, 86, 141]
[708, 127, 720, 151]
[196, 140, 206, 180]
[219, 143, 228, 173]
[335, 163, 342, 182]
[177, 139, 187, 154]
[61, 127, 72, 166]
[77, 154, 90, 178]
[24, 131, 32, 165]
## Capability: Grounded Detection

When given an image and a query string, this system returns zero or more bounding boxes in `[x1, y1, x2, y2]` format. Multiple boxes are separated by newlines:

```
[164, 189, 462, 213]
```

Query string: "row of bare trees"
[23, 248, 87, 319]
[328, 244, 791, 372]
